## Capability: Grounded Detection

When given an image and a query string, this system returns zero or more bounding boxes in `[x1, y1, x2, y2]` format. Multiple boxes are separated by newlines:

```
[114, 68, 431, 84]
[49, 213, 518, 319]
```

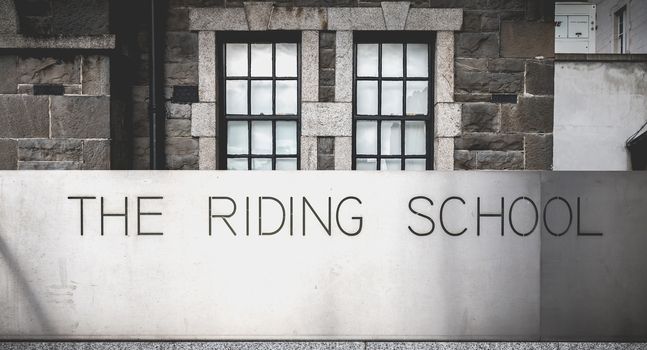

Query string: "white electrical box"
[555, 3, 597, 53]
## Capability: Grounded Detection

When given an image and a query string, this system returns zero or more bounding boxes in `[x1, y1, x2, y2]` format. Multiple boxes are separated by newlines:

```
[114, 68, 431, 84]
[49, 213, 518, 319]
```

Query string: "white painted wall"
[554, 61, 647, 170]
[594, 0, 647, 53]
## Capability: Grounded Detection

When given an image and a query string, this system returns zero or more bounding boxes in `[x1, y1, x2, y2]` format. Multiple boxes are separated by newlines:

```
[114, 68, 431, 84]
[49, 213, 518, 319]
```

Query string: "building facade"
[1, 0, 647, 349]
[0, 0, 555, 172]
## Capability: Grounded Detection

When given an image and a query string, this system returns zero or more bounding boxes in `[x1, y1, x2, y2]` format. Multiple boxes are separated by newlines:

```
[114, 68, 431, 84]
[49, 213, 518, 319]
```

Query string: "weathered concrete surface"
[553, 61, 647, 170]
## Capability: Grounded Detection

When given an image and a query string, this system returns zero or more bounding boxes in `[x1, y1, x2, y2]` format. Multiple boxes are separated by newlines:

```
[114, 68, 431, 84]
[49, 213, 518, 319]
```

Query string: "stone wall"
[0, 0, 556, 170]
[129, 0, 555, 170]
[452, 0, 555, 170]
[0, 54, 111, 169]
[0, 0, 112, 170]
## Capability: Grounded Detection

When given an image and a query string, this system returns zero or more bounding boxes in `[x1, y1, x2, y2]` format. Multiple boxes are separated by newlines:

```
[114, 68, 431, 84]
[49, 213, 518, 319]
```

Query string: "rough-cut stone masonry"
[0, 54, 111, 169]
[0, 0, 555, 170]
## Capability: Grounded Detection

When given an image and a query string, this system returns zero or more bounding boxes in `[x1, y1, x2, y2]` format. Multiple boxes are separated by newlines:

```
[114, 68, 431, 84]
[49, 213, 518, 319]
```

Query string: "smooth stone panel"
[328, 7, 386, 31]
[268, 7, 327, 30]
[335, 31, 352, 103]
[302, 102, 352, 136]
[198, 31, 216, 102]
[405, 8, 463, 31]
[190, 8, 249, 31]
[191, 102, 216, 137]
[435, 102, 462, 137]
[381, 2, 410, 31]
[302, 31, 319, 102]
[244, 2, 273, 31]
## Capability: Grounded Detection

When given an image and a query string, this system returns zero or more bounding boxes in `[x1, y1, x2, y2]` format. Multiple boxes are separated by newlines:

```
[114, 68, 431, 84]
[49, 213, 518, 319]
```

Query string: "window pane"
[251, 44, 272, 77]
[381, 121, 401, 155]
[226, 43, 248, 76]
[276, 158, 297, 170]
[276, 80, 297, 115]
[357, 80, 378, 115]
[252, 158, 272, 170]
[380, 158, 401, 171]
[406, 81, 428, 115]
[227, 158, 248, 170]
[227, 121, 249, 154]
[407, 44, 428, 77]
[276, 121, 297, 155]
[251, 120, 272, 154]
[405, 121, 426, 155]
[356, 158, 377, 170]
[382, 44, 403, 77]
[356, 121, 377, 155]
[251, 80, 272, 115]
[405, 159, 426, 170]
[226, 80, 247, 114]
[276, 43, 297, 77]
[381, 81, 403, 116]
[357, 44, 378, 77]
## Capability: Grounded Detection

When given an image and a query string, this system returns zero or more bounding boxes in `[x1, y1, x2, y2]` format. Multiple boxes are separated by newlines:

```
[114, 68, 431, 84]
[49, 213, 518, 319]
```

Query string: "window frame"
[216, 31, 302, 170]
[351, 31, 436, 171]
[615, 6, 628, 54]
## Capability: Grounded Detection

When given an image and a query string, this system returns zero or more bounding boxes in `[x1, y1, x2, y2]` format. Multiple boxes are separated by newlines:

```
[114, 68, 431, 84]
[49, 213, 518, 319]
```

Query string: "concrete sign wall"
[0, 171, 645, 340]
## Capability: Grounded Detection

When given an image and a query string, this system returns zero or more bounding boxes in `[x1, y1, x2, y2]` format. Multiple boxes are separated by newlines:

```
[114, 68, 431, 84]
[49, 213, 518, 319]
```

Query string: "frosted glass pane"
[357, 80, 378, 115]
[407, 44, 428, 77]
[382, 44, 403, 77]
[252, 158, 272, 170]
[276, 121, 297, 155]
[226, 80, 247, 114]
[381, 121, 401, 155]
[251, 44, 272, 77]
[356, 121, 377, 155]
[227, 158, 248, 170]
[356, 158, 377, 170]
[226, 43, 248, 76]
[405, 121, 426, 155]
[405, 159, 426, 170]
[276, 43, 297, 77]
[227, 121, 248, 154]
[276, 158, 297, 170]
[381, 81, 403, 116]
[357, 44, 378, 77]
[252, 120, 272, 154]
[406, 81, 428, 115]
[276, 81, 297, 115]
[251, 80, 272, 115]
[380, 158, 401, 171]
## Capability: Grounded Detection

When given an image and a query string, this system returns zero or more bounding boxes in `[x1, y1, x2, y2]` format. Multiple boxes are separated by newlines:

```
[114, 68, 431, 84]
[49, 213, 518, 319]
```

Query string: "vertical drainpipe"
[149, 0, 167, 169]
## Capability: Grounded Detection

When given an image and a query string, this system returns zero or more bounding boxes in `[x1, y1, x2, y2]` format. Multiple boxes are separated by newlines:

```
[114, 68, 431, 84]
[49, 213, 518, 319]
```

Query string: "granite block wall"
[129, 0, 555, 170]
[0, 0, 112, 170]
[0, 54, 111, 170]
[0, 0, 555, 171]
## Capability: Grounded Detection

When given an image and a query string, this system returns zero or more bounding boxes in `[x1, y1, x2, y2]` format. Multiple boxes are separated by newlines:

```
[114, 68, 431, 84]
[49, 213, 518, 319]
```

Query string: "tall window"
[352, 33, 434, 171]
[218, 33, 300, 170]
[615, 6, 627, 54]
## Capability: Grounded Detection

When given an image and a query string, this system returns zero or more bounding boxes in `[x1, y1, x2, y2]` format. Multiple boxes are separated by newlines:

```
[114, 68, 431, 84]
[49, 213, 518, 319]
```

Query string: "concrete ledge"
[0, 34, 115, 50]
[555, 53, 647, 62]
[7, 342, 644, 349]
